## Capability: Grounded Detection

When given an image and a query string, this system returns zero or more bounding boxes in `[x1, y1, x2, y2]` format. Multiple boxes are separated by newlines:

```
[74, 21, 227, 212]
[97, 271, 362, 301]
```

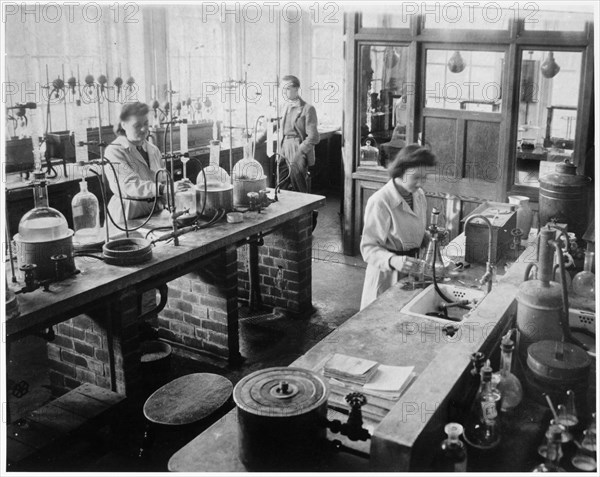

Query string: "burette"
[273, 11, 282, 201]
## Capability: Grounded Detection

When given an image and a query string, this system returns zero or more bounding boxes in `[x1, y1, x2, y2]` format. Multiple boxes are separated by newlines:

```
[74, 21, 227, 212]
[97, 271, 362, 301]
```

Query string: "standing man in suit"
[258, 75, 320, 193]
[278, 75, 320, 193]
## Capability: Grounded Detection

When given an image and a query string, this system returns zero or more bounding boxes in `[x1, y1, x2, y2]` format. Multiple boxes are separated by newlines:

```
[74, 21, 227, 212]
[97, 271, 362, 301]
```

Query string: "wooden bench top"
[7, 383, 126, 468]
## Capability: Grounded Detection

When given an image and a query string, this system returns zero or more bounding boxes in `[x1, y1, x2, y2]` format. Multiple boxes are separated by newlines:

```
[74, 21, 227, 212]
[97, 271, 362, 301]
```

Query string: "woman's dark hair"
[114, 102, 150, 135]
[388, 144, 437, 179]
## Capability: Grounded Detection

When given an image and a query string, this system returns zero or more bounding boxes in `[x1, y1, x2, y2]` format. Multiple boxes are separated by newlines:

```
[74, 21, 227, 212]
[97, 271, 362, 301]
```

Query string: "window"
[424, 50, 504, 112]
[514, 50, 583, 188]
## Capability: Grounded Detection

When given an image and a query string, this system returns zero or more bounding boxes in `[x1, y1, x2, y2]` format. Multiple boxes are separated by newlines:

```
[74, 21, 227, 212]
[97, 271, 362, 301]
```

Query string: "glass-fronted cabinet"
[514, 50, 583, 188]
[357, 43, 409, 168]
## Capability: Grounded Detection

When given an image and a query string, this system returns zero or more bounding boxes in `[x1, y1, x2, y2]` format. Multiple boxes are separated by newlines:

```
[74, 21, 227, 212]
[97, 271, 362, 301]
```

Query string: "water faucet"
[464, 214, 495, 294]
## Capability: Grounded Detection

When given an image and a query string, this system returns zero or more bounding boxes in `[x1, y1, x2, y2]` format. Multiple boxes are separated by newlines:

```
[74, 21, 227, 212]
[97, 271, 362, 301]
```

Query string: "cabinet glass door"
[358, 44, 409, 168]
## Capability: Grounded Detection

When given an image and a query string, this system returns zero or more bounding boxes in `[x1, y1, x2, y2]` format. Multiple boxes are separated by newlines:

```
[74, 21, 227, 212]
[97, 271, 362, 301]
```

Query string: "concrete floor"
[5, 187, 368, 472]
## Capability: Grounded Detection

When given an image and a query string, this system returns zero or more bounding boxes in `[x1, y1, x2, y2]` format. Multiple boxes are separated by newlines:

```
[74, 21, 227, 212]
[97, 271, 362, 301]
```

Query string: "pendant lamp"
[447, 51, 466, 73]
[541, 52, 560, 79]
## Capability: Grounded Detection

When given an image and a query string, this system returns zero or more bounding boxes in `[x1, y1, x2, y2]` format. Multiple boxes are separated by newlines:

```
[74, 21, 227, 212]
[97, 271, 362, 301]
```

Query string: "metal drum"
[13, 230, 76, 281]
[539, 159, 591, 237]
[233, 367, 329, 471]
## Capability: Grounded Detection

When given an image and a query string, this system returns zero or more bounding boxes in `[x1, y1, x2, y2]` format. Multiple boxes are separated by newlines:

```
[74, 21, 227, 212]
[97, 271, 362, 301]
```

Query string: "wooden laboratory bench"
[167, 232, 596, 472]
[6, 190, 325, 395]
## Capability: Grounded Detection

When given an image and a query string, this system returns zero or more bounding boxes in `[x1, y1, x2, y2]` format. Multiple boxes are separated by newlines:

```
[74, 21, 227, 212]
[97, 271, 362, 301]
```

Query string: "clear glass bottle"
[435, 423, 468, 472]
[72, 179, 101, 245]
[492, 331, 523, 412]
[533, 423, 565, 472]
[464, 360, 502, 449]
[572, 251, 595, 299]
[18, 171, 69, 242]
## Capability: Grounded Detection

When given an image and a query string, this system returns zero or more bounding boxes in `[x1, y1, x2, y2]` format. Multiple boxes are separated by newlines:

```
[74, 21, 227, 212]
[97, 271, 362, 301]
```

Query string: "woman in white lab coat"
[103, 102, 166, 225]
[360, 144, 437, 310]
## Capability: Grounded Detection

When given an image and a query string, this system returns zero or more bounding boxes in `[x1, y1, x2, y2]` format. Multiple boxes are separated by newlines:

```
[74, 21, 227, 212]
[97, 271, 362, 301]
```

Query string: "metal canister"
[516, 227, 564, 360]
[233, 367, 329, 471]
[539, 159, 591, 237]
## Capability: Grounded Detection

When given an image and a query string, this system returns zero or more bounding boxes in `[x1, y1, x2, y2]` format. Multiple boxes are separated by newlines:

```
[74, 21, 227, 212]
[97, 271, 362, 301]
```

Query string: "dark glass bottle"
[434, 422, 468, 472]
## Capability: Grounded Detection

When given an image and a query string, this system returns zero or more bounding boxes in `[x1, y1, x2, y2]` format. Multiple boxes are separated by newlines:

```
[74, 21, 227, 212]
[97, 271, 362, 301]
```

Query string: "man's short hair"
[282, 75, 300, 88]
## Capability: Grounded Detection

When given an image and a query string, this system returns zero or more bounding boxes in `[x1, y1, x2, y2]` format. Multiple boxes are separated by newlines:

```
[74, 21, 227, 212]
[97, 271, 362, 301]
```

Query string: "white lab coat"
[360, 179, 428, 310]
[103, 135, 165, 225]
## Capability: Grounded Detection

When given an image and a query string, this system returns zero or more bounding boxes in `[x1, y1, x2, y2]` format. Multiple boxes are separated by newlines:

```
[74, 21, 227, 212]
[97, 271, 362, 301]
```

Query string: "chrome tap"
[464, 214, 495, 294]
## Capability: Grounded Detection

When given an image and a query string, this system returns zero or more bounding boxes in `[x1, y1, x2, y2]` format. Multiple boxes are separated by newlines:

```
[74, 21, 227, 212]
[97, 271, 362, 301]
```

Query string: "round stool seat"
[143, 373, 233, 426]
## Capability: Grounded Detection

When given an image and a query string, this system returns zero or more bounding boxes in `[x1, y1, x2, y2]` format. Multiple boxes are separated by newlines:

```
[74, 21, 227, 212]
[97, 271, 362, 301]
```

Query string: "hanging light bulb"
[541, 52, 560, 79]
[447, 51, 466, 74]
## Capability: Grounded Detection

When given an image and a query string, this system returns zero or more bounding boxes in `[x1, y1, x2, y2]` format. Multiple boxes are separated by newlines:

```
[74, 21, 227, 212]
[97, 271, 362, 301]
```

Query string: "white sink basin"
[400, 283, 486, 324]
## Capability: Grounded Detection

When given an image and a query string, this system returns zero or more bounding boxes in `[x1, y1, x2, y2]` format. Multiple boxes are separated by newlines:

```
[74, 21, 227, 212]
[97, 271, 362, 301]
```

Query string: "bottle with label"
[492, 330, 523, 412]
[464, 360, 502, 449]
[434, 422, 468, 472]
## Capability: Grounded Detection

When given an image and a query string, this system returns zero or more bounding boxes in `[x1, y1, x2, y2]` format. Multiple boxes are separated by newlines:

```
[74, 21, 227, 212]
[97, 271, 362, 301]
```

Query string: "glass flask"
[492, 331, 523, 412]
[198, 141, 231, 189]
[175, 179, 197, 219]
[434, 423, 467, 472]
[533, 424, 565, 472]
[572, 251, 595, 299]
[18, 171, 69, 242]
[71, 179, 101, 245]
[233, 157, 265, 181]
[464, 360, 502, 450]
[360, 135, 379, 166]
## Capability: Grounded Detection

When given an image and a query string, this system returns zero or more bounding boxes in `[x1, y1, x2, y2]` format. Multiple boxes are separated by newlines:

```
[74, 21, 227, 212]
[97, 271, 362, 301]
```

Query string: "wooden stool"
[139, 373, 232, 458]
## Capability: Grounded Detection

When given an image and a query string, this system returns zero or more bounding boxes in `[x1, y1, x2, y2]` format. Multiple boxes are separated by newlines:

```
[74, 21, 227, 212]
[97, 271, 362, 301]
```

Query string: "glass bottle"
[572, 251, 595, 299]
[72, 178, 101, 245]
[18, 171, 69, 242]
[464, 360, 502, 449]
[434, 422, 468, 472]
[533, 424, 565, 472]
[492, 331, 523, 412]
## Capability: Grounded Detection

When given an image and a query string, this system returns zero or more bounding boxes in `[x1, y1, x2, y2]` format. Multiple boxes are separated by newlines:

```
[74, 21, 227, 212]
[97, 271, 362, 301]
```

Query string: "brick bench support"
[157, 245, 241, 364]
[47, 290, 142, 396]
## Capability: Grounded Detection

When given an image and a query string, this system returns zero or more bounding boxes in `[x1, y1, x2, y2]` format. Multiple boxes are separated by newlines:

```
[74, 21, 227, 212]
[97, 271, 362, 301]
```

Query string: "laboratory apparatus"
[14, 171, 76, 281]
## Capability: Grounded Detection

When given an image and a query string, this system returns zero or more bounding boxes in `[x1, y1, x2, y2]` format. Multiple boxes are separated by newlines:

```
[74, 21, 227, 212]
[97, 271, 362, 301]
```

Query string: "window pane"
[424, 50, 504, 111]
[423, 5, 510, 29]
[514, 51, 582, 187]
[524, 8, 592, 31]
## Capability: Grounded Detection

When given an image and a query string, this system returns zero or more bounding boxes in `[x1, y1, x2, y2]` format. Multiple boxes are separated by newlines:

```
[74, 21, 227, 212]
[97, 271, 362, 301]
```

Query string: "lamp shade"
[541, 52, 560, 79]
[447, 51, 466, 74]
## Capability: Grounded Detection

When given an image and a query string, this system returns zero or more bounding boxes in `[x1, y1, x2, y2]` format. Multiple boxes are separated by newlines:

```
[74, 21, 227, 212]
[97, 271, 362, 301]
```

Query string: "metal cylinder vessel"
[516, 227, 564, 360]
[233, 367, 329, 471]
[539, 159, 590, 237]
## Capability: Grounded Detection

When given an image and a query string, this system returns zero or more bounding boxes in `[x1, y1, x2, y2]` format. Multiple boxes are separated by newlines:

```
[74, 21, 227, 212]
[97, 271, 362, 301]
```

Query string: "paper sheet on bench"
[363, 365, 414, 392]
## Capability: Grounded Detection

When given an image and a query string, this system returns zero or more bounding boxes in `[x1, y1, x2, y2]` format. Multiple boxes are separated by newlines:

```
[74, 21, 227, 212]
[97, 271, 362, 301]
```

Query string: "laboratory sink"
[400, 283, 486, 324]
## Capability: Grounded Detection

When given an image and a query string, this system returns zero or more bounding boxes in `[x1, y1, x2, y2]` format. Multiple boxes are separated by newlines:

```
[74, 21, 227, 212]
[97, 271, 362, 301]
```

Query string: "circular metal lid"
[527, 340, 591, 381]
[233, 367, 328, 417]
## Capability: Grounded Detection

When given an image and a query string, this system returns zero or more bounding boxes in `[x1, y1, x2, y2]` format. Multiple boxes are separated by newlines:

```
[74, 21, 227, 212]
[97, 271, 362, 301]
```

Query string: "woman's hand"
[176, 179, 193, 192]
[391, 256, 428, 276]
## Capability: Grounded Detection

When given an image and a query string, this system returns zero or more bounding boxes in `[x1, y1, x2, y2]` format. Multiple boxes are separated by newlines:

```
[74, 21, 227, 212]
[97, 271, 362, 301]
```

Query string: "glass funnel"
[18, 171, 69, 242]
